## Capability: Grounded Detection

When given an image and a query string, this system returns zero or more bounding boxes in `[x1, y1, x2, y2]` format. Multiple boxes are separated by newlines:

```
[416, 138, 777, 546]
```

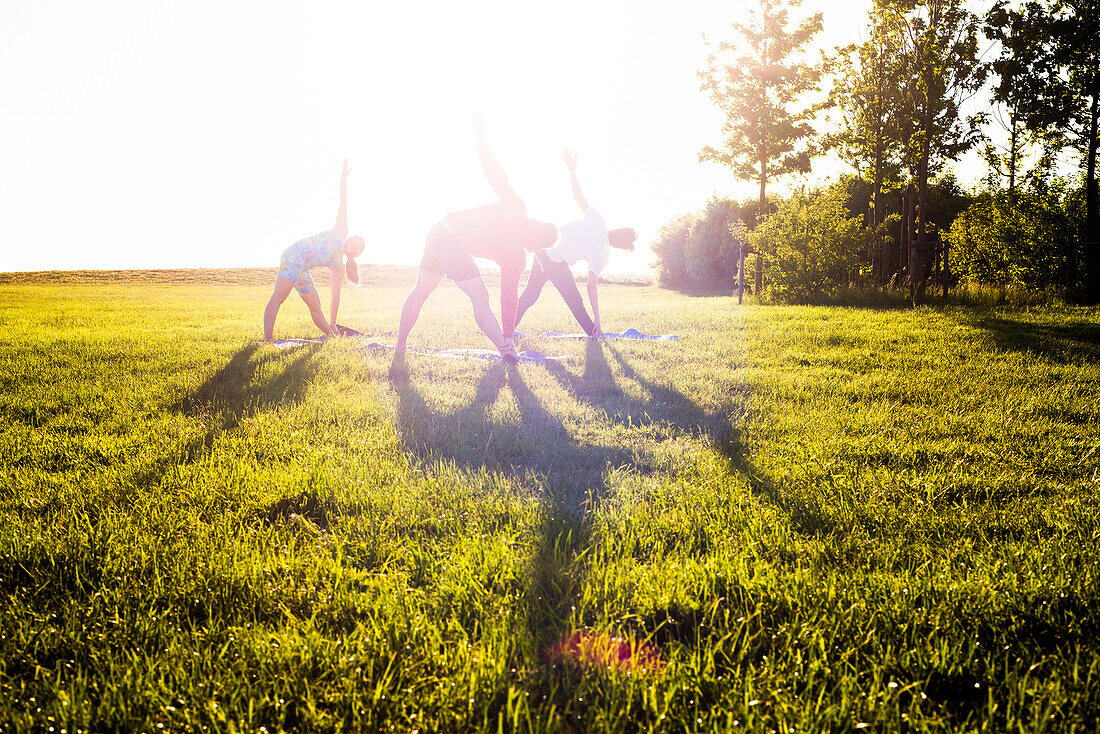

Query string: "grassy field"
[1, 270, 1099, 732]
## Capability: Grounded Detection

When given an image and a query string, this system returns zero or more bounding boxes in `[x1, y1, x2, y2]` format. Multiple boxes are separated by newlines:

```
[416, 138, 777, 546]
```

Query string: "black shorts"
[419, 223, 480, 281]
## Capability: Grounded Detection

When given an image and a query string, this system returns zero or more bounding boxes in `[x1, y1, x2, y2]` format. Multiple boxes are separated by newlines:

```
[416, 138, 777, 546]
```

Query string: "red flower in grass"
[545, 631, 664, 673]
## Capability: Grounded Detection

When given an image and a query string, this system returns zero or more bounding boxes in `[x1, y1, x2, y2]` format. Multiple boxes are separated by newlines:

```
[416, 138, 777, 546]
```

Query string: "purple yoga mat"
[362, 343, 570, 364]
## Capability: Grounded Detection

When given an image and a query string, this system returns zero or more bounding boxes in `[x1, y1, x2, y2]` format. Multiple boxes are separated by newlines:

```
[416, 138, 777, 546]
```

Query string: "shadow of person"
[504, 363, 619, 655]
[539, 339, 655, 430]
[168, 343, 321, 468]
[543, 340, 837, 537]
[503, 362, 635, 511]
[383, 343, 830, 682]
[173, 344, 319, 423]
[388, 360, 508, 473]
[601, 340, 733, 439]
[541, 339, 733, 448]
[387, 356, 637, 503]
[387, 357, 637, 652]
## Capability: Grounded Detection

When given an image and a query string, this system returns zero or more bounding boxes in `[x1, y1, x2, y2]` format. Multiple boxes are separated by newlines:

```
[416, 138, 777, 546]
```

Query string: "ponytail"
[345, 255, 360, 286]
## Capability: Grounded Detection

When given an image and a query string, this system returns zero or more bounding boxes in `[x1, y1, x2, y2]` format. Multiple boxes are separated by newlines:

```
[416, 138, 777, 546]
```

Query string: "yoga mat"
[265, 324, 364, 349]
[362, 343, 570, 364]
[270, 338, 323, 349]
[536, 328, 679, 341]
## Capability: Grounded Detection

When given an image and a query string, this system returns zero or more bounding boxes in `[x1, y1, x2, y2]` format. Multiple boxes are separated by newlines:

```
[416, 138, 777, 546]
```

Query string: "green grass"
[1, 273, 1099, 732]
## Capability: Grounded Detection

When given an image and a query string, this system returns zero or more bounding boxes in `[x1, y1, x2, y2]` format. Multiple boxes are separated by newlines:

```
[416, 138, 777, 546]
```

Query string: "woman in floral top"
[263, 160, 365, 343]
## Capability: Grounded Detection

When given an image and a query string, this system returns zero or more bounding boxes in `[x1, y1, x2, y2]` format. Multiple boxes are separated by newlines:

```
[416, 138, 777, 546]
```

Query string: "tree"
[651, 200, 749, 291]
[880, 0, 988, 302]
[699, 0, 825, 302]
[685, 198, 748, 289]
[984, 1, 1051, 198]
[1001, 0, 1100, 301]
[826, 15, 909, 284]
[652, 214, 695, 289]
[948, 182, 1077, 291]
[946, 196, 1016, 290]
[749, 183, 872, 303]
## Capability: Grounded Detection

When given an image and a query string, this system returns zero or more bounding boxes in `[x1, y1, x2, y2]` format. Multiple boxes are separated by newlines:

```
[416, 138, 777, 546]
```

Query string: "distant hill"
[0, 266, 653, 287]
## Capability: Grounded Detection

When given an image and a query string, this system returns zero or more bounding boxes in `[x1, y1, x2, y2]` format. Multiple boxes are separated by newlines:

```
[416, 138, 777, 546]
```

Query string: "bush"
[652, 214, 694, 288]
[750, 184, 872, 303]
[947, 184, 1078, 290]
[652, 198, 747, 290]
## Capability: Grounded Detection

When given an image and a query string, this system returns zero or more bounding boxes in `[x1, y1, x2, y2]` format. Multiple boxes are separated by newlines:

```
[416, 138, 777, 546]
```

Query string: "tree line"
[653, 0, 1100, 304]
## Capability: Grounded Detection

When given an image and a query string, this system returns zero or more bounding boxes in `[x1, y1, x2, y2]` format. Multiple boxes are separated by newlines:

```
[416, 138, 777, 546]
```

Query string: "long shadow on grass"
[964, 311, 1100, 364]
[5, 344, 321, 526]
[388, 352, 638, 495]
[387, 340, 832, 664]
[153, 344, 321, 485]
[388, 347, 666, 648]
[388, 356, 620, 655]
[172, 344, 318, 425]
[384, 340, 882, 728]
[543, 341, 839, 537]
[0, 344, 323, 602]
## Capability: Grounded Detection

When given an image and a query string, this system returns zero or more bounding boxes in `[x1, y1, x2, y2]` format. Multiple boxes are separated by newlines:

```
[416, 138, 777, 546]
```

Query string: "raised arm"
[474, 114, 521, 204]
[563, 149, 590, 213]
[332, 159, 351, 240]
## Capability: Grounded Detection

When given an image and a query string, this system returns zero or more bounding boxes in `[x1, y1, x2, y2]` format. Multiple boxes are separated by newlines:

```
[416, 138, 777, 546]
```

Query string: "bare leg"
[263, 277, 295, 342]
[299, 289, 335, 337]
[543, 256, 597, 335]
[396, 268, 444, 351]
[453, 275, 506, 349]
[515, 253, 549, 330]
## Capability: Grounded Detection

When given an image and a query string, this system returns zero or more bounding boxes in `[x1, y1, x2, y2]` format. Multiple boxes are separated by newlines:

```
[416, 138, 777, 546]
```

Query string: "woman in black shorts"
[395, 117, 557, 361]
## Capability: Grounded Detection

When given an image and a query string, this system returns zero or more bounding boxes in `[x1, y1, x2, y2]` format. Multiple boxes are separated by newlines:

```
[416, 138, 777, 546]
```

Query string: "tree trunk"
[737, 245, 745, 304]
[914, 110, 932, 303]
[1008, 101, 1018, 199]
[1086, 92, 1099, 302]
[901, 187, 911, 280]
[942, 240, 950, 299]
[873, 131, 884, 285]
[757, 157, 766, 296]
[917, 125, 930, 244]
[884, 202, 893, 284]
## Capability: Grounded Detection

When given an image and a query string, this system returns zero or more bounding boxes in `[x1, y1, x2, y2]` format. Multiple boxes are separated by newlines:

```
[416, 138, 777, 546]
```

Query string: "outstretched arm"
[563, 149, 590, 213]
[586, 271, 602, 337]
[332, 159, 351, 240]
[474, 114, 521, 204]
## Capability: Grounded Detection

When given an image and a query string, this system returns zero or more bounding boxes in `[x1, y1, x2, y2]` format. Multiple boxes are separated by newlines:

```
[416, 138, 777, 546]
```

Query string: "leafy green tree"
[948, 180, 1077, 290]
[946, 197, 1015, 288]
[652, 214, 695, 288]
[998, 0, 1100, 300]
[880, 0, 988, 301]
[686, 198, 748, 289]
[983, 2, 1050, 198]
[749, 184, 871, 303]
[826, 15, 909, 283]
[652, 200, 749, 291]
[699, 0, 825, 301]
[924, 172, 972, 240]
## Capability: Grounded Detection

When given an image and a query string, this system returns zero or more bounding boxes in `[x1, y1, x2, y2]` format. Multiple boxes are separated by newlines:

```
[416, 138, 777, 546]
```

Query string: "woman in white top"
[514, 150, 635, 336]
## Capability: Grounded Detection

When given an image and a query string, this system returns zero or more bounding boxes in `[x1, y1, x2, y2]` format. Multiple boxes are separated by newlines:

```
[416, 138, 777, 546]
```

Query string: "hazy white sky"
[1, 0, 990, 274]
